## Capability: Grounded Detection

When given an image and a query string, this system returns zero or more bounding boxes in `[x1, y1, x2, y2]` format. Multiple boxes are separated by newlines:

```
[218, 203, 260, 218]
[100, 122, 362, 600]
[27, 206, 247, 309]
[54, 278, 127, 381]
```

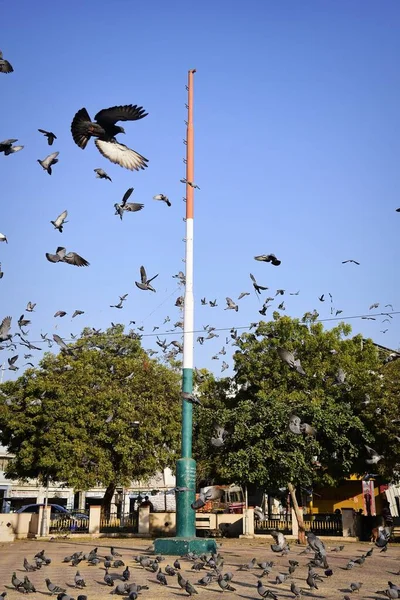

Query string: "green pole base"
[153, 536, 217, 556]
[176, 457, 196, 538]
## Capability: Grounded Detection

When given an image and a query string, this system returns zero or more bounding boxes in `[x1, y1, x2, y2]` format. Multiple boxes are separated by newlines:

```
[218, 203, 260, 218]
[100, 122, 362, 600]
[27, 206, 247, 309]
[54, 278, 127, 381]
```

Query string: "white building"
[0, 445, 176, 514]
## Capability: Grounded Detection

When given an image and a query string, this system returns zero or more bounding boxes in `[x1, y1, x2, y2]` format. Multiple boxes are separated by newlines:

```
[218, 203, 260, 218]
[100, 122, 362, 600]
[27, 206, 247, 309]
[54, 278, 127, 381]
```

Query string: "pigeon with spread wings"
[51, 210, 68, 232]
[0, 50, 13, 73]
[37, 151, 59, 175]
[38, 129, 57, 145]
[114, 187, 144, 219]
[0, 139, 23, 155]
[135, 266, 158, 292]
[71, 104, 148, 171]
[46, 247, 89, 267]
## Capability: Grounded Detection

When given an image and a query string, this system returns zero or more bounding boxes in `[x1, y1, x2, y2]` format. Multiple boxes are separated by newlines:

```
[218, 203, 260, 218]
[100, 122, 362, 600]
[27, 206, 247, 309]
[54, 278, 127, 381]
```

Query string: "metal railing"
[255, 515, 292, 534]
[100, 511, 138, 533]
[304, 514, 343, 536]
[49, 513, 89, 534]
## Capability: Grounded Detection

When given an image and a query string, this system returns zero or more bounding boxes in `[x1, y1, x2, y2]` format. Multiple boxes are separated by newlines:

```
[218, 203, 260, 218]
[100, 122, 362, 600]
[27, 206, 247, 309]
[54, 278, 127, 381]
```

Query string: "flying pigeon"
[54, 311, 67, 318]
[0, 233, 7, 243]
[0, 139, 23, 154]
[342, 259, 360, 265]
[26, 302, 36, 312]
[46, 247, 89, 267]
[182, 391, 202, 405]
[94, 167, 112, 181]
[254, 254, 281, 266]
[250, 273, 268, 295]
[238, 292, 250, 299]
[53, 334, 73, 354]
[37, 151, 59, 175]
[8, 355, 19, 370]
[191, 486, 223, 509]
[135, 266, 158, 292]
[71, 104, 148, 171]
[0, 316, 12, 342]
[38, 129, 57, 145]
[0, 263, 3, 278]
[51, 210, 68, 232]
[369, 303, 379, 310]
[277, 347, 306, 375]
[225, 297, 238, 312]
[114, 187, 144, 219]
[365, 445, 383, 464]
[72, 310, 84, 318]
[0, 50, 13, 73]
[153, 194, 171, 207]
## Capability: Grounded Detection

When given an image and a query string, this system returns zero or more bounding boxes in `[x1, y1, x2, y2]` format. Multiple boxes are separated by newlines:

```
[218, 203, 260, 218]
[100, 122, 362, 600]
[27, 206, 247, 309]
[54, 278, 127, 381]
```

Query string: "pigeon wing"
[71, 108, 93, 149]
[95, 140, 148, 171]
[123, 203, 144, 213]
[63, 252, 89, 267]
[46, 252, 61, 263]
[53, 210, 68, 227]
[42, 152, 59, 168]
[53, 334, 68, 350]
[95, 104, 148, 125]
[0, 316, 11, 337]
[121, 187, 134, 206]
[289, 415, 302, 434]
[140, 266, 147, 284]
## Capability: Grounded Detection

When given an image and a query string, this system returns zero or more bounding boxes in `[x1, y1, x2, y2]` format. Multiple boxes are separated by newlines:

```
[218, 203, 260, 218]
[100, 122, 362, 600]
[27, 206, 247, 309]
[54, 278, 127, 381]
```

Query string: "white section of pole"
[183, 217, 194, 370]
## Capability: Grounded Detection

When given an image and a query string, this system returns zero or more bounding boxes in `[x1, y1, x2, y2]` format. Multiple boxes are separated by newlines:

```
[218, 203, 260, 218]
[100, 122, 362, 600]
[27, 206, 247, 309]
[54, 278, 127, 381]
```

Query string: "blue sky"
[0, 0, 399, 381]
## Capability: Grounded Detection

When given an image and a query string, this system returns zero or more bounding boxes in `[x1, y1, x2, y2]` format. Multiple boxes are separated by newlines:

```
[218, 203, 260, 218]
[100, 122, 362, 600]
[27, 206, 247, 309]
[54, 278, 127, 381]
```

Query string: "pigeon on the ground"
[0, 139, 23, 154]
[135, 265, 158, 292]
[153, 194, 171, 207]
[38, 129, 57, 145]
[51, 210, 68, 232]
[71, 104, 148, 171]
[94, 167, 112, 181]
[74, 572, 86, 588]
[46, 579, 66, 595]
[271, 530, 288, 553]
[46, 246, 89, 267]
[0, 50, 13, 73]
[114, 187, 144, 219]
[37, 151, 59, 174]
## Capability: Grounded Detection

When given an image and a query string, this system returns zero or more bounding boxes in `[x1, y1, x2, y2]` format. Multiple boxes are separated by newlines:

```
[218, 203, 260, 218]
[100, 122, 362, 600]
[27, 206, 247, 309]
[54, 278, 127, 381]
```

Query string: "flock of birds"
[0, 49, 398, 383]
[2, 531, 400, 600]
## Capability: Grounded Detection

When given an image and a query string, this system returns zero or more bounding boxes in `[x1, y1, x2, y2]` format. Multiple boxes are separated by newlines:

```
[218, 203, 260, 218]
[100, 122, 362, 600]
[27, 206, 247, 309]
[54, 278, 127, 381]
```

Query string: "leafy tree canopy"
[0, 325, 181, 508]
[193, 314, 397, 492]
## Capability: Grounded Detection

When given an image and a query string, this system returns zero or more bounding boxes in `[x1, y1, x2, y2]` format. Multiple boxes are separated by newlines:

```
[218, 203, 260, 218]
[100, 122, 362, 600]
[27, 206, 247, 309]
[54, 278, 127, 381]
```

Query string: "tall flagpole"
[176, 68, 196, 538]
[154, 69, 216, 554]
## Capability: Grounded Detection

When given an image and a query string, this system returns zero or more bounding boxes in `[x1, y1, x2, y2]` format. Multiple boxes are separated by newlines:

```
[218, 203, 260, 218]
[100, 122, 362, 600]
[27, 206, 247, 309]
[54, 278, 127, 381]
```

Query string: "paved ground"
[0, 536, 399, 600]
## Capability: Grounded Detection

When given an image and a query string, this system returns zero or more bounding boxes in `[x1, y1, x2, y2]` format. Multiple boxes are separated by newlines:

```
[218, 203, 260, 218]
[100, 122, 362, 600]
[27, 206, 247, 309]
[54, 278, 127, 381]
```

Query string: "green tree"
[193, 314, 388, 542]
[0, 325, 181, 514]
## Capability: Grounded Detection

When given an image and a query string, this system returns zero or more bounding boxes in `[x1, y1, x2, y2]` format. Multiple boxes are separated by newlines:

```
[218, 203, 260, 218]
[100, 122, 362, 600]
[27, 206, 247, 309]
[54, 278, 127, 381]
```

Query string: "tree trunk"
[288, 482, 306, 545]
[102, 482, 116, 518]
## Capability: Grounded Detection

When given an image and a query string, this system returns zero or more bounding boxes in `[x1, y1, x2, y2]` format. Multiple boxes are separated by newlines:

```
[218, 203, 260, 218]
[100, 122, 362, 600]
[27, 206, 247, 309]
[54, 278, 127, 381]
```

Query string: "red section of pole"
[186, 69, 196, 220]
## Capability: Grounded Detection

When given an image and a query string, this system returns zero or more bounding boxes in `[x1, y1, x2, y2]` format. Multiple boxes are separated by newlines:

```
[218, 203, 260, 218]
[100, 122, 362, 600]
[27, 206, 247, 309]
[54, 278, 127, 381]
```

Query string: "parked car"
[16, 503, 88, 520]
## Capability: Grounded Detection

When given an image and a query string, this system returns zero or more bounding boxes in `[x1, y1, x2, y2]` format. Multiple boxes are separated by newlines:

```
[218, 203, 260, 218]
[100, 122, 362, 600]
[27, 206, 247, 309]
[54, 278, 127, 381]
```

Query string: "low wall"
[149, 512, 176, 537]
[0, 512, 34, 541]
